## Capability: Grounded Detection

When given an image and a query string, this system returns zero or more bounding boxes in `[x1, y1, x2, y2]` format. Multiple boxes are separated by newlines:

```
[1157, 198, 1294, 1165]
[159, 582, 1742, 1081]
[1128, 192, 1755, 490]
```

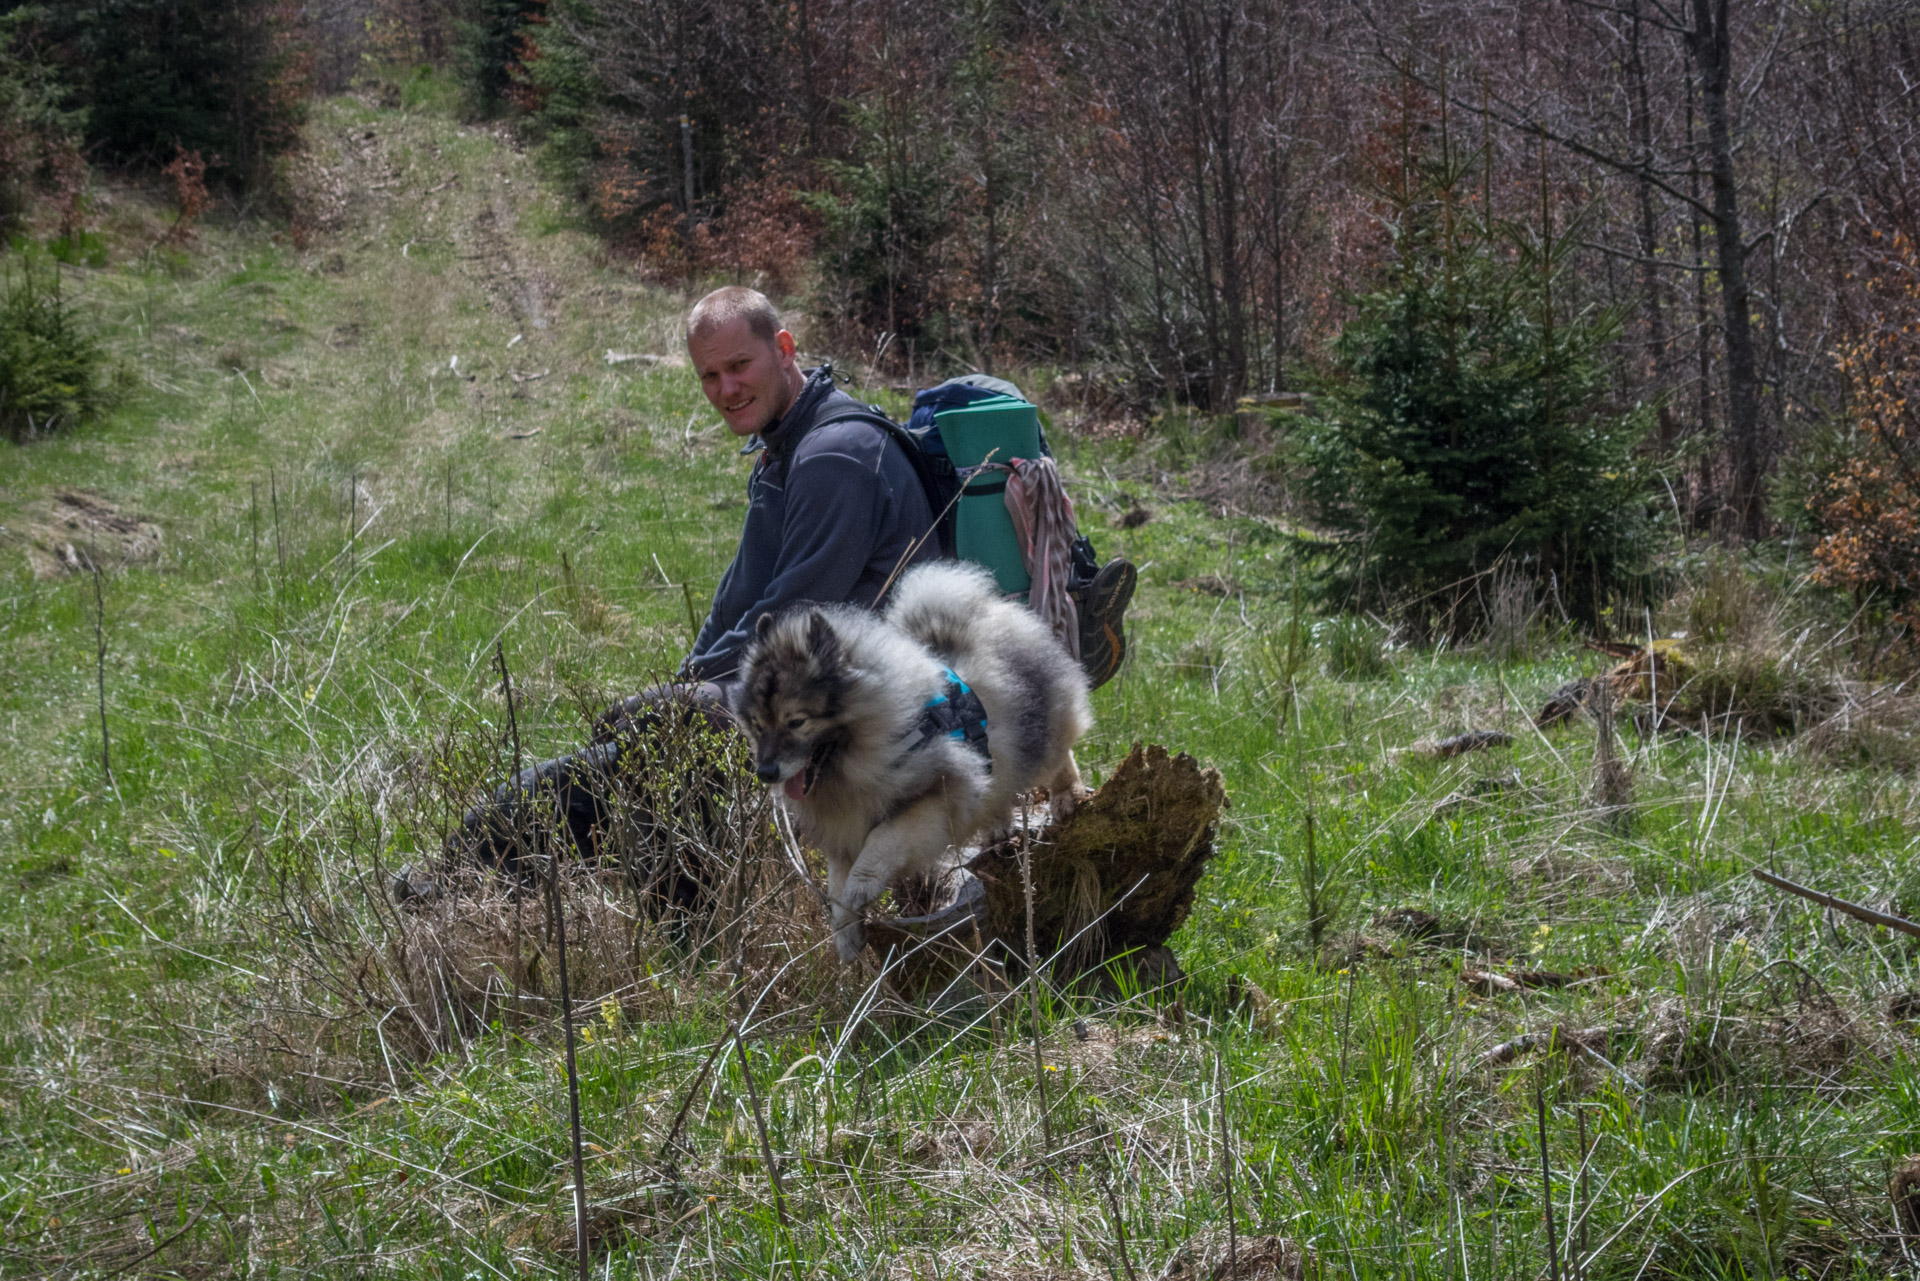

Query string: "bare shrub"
[690, 169, 819, 295]
[189, 702, 831, 1107]
[1802, 682, 1920, 772]
[158, 145, 209, 248]
[1682, 550, 1767, 646]
[1480, 562, 1540, 663]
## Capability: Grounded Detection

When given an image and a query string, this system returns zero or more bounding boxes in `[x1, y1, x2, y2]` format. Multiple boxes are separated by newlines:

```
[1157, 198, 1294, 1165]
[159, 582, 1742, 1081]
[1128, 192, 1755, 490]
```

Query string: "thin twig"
[658, 1025, 734, 1166]
[495, 641, 588, 1277]
[1751, 867, 1920, 940]
[734, 1025, 801, 1281]
[1217, 1054, 1239, 1280]
[1575, 1105, 1591, 1281]
[250, 479, 262, 589]
[1019, 828, 1054, 1156]
[548, 854, 590, 1280]
[1536, 1064, 1564, 1281]
[91, 561, 114, 791]
[1092, 1117, 1140, 1281]
[348, 468, 358, 578]
[269, 464, 285, 586]
[98, 1200, 210, 1279]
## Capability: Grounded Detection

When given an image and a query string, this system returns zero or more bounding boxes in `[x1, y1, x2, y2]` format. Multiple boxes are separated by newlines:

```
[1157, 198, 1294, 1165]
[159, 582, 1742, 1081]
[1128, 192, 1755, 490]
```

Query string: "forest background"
[9, 0, 1920, 620]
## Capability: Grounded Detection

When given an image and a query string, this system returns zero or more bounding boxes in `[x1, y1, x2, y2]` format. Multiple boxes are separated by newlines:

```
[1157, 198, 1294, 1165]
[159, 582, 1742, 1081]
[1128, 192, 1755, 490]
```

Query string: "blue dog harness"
[909, 668, 991, 770]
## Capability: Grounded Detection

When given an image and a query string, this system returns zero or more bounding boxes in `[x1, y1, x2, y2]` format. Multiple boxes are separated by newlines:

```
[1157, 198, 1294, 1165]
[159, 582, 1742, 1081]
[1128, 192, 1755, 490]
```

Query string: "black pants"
[447, 681, 740, 910]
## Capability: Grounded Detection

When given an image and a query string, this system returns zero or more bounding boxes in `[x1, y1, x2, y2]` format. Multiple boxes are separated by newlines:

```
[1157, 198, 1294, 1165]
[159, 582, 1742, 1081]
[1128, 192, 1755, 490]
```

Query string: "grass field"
[4, 89, 1920, 1280]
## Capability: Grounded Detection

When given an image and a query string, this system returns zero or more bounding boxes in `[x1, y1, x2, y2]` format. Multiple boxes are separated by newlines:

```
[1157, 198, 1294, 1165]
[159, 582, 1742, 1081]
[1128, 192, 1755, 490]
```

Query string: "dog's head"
[736, 609, 852, 800]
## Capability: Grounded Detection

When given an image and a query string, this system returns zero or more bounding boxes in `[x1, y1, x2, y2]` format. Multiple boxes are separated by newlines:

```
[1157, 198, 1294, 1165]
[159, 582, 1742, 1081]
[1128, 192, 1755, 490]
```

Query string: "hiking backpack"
[816, 376, 1099, 586]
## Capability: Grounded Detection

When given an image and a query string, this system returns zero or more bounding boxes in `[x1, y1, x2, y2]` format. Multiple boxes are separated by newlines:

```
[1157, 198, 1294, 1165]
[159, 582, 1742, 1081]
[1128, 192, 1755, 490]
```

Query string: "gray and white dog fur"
[735, 562, 1093, 961]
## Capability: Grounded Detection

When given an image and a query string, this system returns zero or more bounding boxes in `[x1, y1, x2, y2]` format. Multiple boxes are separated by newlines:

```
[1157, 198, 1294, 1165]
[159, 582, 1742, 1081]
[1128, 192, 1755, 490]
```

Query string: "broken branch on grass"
[1535, 1066, 1564, 1281]
[733, 1024, 801, 1281]
[658, 1025, 735, 1165]
[1751, 867, 1920, 940]
[1091, 1117, 1141, 1281]
[1483, 1025, 1644, 1092]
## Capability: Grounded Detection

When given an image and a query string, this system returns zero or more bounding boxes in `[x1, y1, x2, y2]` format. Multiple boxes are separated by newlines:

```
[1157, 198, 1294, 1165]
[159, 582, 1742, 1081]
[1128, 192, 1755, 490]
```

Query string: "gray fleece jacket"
[682, 368, 938, 681]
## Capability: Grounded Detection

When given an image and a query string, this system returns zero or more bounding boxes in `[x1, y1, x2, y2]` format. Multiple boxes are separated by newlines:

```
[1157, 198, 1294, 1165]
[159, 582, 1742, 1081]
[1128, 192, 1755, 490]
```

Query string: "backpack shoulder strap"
[813, 402, 957, 558]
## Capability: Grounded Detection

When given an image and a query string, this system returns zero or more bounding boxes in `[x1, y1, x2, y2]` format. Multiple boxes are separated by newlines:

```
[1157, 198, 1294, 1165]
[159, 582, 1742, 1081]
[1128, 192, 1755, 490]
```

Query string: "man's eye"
[787, 716, 806, 729]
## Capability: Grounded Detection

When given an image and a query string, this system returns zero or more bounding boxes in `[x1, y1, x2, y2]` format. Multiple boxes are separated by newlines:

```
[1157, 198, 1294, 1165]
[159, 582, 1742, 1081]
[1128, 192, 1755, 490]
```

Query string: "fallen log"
[866, 743, 1227, 993]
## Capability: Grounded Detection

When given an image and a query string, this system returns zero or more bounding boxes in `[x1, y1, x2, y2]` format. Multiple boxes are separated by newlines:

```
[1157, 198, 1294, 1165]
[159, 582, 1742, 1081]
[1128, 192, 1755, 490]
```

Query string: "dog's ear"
[806, 610, 838, 661]
[755, 611, 776, 643]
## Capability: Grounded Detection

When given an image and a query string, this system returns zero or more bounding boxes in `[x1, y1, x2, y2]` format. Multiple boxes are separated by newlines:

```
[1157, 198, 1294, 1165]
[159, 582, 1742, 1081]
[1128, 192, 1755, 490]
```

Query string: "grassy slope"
[2, 90, 1917, 1279]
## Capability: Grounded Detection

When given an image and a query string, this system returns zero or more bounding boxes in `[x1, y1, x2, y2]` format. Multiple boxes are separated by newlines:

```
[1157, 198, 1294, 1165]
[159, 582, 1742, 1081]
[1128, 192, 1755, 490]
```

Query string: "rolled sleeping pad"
[933, 396, 1042, 596]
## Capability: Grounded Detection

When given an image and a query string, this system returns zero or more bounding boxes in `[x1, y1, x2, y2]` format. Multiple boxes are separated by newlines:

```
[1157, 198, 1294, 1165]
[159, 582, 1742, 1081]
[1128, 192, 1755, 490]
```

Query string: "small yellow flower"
[117, 1167, 131, 1175]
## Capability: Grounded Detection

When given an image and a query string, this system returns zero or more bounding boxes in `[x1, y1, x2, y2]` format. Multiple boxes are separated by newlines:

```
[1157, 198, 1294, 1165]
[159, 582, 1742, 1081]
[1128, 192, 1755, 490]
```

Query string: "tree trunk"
[1177, 2, 1224, 406]
[1628, 0, 1675, 447]
[798, 0, 817, 159]
[865, 744, 1229, 994]
[1213, 0, 1248, 404]
[1689, 0, 1767, 537]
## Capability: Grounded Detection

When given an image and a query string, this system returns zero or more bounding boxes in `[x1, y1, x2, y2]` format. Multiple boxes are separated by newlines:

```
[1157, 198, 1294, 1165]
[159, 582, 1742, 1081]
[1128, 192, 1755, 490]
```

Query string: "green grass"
[1, 94, 1917, 1280]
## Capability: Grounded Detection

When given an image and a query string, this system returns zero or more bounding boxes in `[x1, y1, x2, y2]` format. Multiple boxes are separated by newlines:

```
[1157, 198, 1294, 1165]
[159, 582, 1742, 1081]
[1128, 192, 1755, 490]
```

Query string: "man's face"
[689, 319, 801, 438]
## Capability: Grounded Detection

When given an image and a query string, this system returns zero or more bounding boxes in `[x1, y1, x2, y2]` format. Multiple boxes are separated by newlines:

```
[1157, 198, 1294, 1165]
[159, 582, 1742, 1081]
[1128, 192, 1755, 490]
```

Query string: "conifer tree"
[1300, 81, 1654, 634]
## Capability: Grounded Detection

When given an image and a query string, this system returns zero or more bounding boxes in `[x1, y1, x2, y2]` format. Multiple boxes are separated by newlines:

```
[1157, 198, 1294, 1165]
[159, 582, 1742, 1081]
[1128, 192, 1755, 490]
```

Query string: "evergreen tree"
[455, 0, 545, 117]
[16, 0, 307, 189]
[1300, 95, 1654, 634]
[0, 7, 83, 233]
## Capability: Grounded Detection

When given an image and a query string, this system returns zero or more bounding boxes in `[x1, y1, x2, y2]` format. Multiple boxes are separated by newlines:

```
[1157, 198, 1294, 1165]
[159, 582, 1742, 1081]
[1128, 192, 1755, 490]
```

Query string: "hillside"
[2, 90, 1917, 1280]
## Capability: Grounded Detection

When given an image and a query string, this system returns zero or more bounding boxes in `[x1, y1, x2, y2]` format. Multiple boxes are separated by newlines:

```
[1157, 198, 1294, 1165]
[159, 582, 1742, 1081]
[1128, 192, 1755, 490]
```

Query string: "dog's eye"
[786, 716, 806, 729]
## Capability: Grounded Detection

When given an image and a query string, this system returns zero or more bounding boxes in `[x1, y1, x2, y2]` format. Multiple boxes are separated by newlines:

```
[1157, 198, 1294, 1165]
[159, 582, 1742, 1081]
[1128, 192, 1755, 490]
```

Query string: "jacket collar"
[756, 366, 839, 460]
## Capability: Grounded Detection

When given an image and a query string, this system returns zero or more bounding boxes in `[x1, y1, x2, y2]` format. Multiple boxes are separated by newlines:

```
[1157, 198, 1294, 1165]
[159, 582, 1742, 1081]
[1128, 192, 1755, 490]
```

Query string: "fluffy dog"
[735, 562, 1093, 961]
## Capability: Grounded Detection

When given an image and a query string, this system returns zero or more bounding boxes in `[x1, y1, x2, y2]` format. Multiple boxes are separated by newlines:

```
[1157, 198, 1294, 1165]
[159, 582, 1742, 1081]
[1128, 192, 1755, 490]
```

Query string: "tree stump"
[865, 743, 1227, 994]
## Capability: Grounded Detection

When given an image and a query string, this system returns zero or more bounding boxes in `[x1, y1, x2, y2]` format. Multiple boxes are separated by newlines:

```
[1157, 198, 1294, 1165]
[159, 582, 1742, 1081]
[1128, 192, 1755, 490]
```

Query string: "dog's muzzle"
[765, 741, 837, 801]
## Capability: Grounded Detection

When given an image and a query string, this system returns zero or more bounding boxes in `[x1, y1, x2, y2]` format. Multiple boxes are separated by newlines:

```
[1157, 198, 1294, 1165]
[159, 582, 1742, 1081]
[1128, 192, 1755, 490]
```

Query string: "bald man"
[413, 287, 1134, 908]
[679, 286, 940, 683]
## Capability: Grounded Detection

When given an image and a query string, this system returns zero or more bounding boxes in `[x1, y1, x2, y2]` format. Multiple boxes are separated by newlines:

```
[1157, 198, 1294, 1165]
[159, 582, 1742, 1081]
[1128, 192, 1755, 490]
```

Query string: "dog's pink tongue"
[783, 775, 808, 801]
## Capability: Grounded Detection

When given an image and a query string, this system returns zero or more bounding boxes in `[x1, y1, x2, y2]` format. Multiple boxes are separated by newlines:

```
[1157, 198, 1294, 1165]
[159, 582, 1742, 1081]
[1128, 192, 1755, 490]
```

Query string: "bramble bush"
[1811, 232, 1920, 651]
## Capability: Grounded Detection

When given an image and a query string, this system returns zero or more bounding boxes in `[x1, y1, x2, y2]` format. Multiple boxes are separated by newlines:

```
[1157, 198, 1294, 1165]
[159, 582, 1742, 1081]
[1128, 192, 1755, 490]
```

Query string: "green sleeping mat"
[932, 396, 1044, 596]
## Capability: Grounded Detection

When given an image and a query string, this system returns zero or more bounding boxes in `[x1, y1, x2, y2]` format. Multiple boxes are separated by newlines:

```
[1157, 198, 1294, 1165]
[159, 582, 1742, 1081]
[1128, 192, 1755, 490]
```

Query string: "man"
[678, 286, 940, 685]
[413, 287, 1132, 906]
[677, 285, 1134, 692]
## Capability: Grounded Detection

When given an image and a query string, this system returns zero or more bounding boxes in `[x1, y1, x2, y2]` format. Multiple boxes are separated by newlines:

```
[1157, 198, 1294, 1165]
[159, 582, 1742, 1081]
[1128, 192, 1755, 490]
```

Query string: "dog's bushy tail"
[887, 561, 1001, 662]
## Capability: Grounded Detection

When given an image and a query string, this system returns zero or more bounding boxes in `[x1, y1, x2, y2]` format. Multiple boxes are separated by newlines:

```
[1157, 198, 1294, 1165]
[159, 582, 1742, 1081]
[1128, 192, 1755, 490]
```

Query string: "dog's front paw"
[835, 920, 868, 963]
[1048, 786, 1084, 823]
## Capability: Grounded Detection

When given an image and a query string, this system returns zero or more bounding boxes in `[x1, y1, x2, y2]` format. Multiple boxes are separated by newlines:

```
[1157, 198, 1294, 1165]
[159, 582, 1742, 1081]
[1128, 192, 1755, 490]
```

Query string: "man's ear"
[755, 612, 776, 643]
[776, 329, 797, 361]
